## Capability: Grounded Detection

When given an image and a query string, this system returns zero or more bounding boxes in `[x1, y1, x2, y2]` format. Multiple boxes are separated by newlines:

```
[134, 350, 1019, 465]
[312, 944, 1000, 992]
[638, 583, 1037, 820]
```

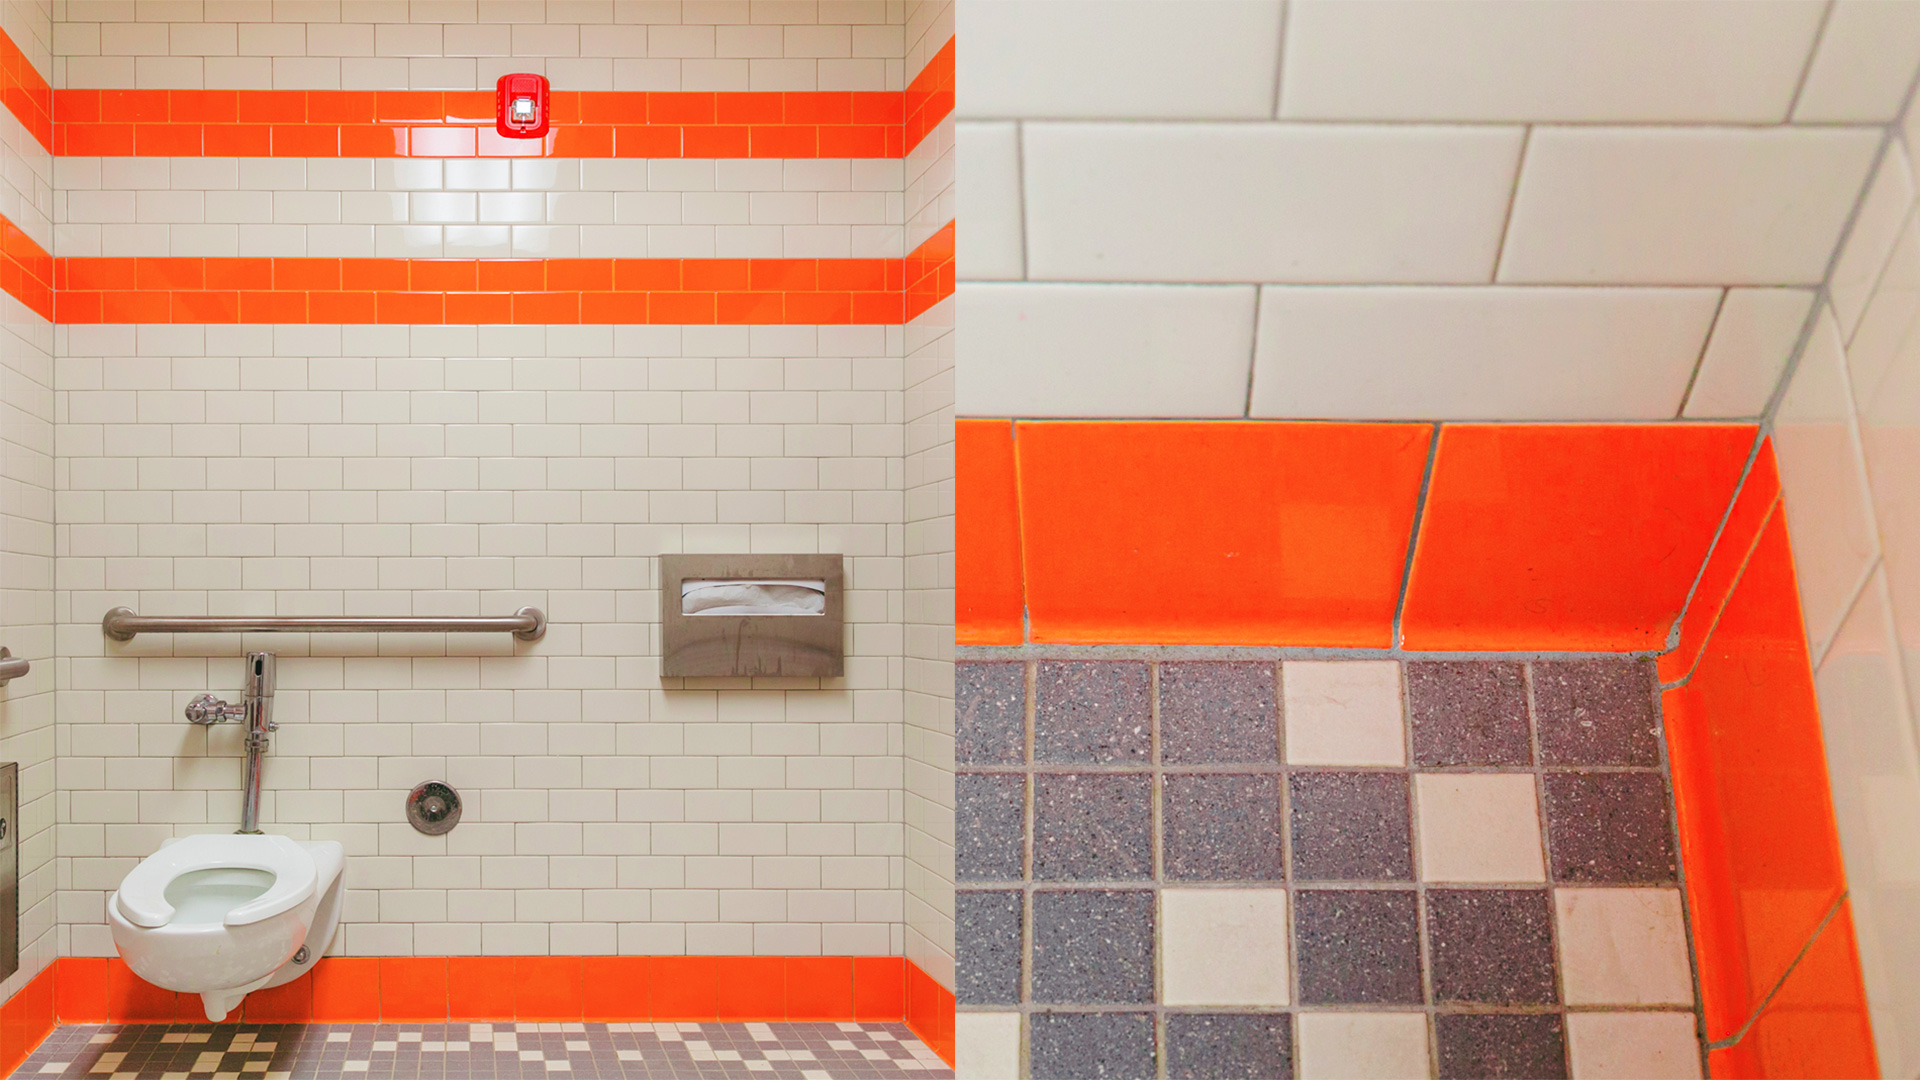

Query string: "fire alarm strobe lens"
[495, 73, 550, 139]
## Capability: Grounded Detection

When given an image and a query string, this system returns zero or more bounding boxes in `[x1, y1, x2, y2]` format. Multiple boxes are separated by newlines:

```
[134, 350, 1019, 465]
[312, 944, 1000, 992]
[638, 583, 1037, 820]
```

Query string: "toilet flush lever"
[185, 694, 244, 725]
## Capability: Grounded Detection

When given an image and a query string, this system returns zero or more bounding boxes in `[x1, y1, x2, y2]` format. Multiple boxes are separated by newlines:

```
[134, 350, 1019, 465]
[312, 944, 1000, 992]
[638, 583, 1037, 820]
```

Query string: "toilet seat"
[114, 834, 317, 929]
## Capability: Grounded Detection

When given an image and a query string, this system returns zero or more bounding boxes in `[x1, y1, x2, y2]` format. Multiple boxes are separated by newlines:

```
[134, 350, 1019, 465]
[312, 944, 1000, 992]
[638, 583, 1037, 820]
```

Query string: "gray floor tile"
[1160, 661, 1279, 764]
[1426, 889, 1559, 1005]
[1031, 890, 1156, 1004]
[1407, 661, 1532, 766]
[957, 772, 1027, 882]
[1033, 772, 1152, 881]
[1034, 661, 1151, 764]
[1028, 1012, 1155, 1080]
[958, 661, 1027, 765]
[1434, 1013, 1568, 1079]
[1162, 773, 1285, 881]
[1164, 1013, 1293, 1080]
[1289, 771, 1413, 882]
[958, 889, 1024, 1005]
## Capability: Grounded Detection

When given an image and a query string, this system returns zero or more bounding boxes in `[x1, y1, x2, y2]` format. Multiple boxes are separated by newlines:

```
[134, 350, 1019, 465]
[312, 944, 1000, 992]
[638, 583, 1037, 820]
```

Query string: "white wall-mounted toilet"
[107, 834, 346, 1021]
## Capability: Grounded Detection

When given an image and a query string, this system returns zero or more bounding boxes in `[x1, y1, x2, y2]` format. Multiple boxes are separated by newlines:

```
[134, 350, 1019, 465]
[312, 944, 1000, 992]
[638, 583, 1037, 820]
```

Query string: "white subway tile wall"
[899, 0, 952, 989]
[33, 0, 956, 988]
[955, 0, 1920, 422]
[0, 0, 56, 1011]
[1776, 96, 1920, 1076]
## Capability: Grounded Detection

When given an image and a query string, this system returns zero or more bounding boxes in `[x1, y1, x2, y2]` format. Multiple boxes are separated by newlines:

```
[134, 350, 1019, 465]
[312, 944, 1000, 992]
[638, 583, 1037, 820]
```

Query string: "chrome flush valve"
[185, 694, 244, 725]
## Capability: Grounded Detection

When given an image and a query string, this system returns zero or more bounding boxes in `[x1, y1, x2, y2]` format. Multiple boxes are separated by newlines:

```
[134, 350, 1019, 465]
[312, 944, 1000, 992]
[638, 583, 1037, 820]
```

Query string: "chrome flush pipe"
[185, 651, 277, 834]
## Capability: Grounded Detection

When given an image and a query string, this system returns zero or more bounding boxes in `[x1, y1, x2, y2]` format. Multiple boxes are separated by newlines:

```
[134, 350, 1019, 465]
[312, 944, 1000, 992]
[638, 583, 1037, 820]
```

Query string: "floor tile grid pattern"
[14, 1021, 954, 1079]
[954, 658, 1708, 1078]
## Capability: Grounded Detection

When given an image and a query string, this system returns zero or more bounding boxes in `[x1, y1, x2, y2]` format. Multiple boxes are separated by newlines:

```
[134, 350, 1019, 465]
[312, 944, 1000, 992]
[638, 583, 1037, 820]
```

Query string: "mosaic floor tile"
[956, 773, 1026, 883]
[957, 661, 1027, 766]
[954, 656, 1703, 1077]
[15, 1021, 953, 1080]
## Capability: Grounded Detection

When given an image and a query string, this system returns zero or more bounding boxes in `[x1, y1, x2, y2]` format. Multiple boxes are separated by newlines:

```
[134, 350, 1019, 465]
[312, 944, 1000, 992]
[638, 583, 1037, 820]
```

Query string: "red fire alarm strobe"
[496, 73, 550, 139]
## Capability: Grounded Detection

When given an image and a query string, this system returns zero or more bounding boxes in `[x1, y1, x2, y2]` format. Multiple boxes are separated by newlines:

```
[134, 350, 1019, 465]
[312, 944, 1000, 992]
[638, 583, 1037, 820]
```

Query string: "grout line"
[1783, 1, 1838, 123]
[1843, 203, 1919, 352]
[966, 413, 1759, 426]
[1268, 0, 1291, 122]
[1650, 670, 1717, 1078]
[1704, 891, 1849, 1051]
[1811, 554, 1884, 671]
[1660, 427, 1769, 657]
[1149, 661, 1167, 1080]
[1660, 494, 1781, 690]
[1391, 424, 1443, 649]
[1242, 284, 1263, 419]
[1013, 120, 1031, 284]
[1488, 125, 1531, 284]
[1673, 287, 1730, 421]
[1019, 659, 1036, 1077]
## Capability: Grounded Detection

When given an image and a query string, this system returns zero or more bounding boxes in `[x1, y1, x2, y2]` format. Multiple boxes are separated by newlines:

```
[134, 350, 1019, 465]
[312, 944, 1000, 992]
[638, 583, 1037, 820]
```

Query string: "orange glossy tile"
[1016, 421, 1431, 646]
[650, 957, 719, 1020]
[1740, 901, 1879, 1078]
[1665, 510, 1850, 1042]
[715, 957, 785, 1020]
[903, 962, 954, 1067]
[106, 959, 181, 1022]
[1661, 441, 1782, 683]
[447, 957, 515, 1020]
[852, 957, 905, 1020]
[56, 957, 109, 1022]
[1, 964, 54, 1076]
[785, 958, 853, 1021]
[241, 972, 311, 1023]
[378, 957, 447, 1021]
[514, 956, 585, 1021]
[582, 957, 650, 1021]
[1401, 424, 1757, 651]
[956, 419, 1024, 644]
[309, 957, 381, 1022]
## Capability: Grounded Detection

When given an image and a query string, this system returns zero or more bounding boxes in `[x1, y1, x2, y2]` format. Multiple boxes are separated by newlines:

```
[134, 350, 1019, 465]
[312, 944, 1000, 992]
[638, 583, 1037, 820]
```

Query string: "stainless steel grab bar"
[102, 606, 547, 642]
[0, 647, 29, 686]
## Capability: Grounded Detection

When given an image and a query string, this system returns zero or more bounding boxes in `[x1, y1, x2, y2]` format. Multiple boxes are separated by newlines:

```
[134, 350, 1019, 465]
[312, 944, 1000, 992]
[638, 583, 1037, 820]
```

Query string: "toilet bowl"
[108, 834, 345, 1021]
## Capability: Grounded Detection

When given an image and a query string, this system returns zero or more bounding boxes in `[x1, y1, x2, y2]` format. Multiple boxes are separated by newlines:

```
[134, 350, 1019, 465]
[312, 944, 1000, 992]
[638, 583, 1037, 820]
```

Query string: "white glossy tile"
[1500, 127, 1882, 285]
[955, 282, 1257, 417]
[956, 0, 1284, 119]
[1793, 0, 1920, 122]
[1554, 888, 1695, 1005]
[1815, 569, 1920, 1079]
[1565, 1012, 1703, 1079]
[1848, 212, 1920, 414]
[1161, 888, 1291, 1006]
[1280, 0, 1822, 122]
[1295, 1012, 1431, 1080]
[1858, 323, 1920, 841]
[1414, 774, 1546, 883]
[955, 1013, 1020, 1080]
[1282, 660, 1405, 767]
[1021, 123, 1523, 284]
[1832, 150, 1917, 341]
[1251, 286, 1720, 420]
[1683, 288, 1816, 419]
[1777, 304, 1881, 653]
[955, 121, 1022, 281]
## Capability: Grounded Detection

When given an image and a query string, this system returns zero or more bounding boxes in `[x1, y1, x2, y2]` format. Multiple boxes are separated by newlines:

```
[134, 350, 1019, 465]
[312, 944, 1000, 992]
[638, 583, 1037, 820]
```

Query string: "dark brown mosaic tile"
[1543, 771, 1677, 883]
[1407, 661, 1532, 766]
[1031, 889, 1156, 1005]
[1164, 1013, 1292, 1080]
[958, 889, 1023, 1005]
[957, 772, 1026, 882]
[957, 661, 1027, 765]
[1159, 661, 1279, 764]
[1289, 771, 1412, 882]
[1435, 1012, 1568, 1079]
[1426, 889, 1559, 1005]
[1028, 1012, 1155, 1080]
[1533, 658, 1660, 766]
[1293, 889, 1424, 1005]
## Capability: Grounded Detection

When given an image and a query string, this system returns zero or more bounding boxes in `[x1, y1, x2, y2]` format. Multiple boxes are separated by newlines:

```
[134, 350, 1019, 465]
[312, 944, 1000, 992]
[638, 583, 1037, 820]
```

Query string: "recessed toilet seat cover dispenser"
[116, 834, 317, 929]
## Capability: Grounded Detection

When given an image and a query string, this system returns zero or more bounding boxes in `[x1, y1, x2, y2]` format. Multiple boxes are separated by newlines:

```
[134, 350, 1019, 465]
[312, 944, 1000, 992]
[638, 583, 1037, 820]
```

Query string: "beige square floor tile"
[1556, 888, 1695, 1005]
[1162, 888, 1292, 1006]
[956, 1012, 1021, 1080]
[1414, 773, 1546, 882]
[1284, 660, 1406, 766]
[1296, 1012, 1431, 1079]
[1566, 1012, 1702, 1078]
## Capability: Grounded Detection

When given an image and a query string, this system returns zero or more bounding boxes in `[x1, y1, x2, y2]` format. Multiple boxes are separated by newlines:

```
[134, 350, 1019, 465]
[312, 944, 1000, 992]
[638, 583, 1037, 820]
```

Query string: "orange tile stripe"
[55, 255, 908, 325]
[0, 25, 51, 152]
[1, 954, 951, 1067]
[904, 220, 954, 322]
[903, 37, 954, 156]
[54, 88, 921, 159]
[0, 211, 52, 321]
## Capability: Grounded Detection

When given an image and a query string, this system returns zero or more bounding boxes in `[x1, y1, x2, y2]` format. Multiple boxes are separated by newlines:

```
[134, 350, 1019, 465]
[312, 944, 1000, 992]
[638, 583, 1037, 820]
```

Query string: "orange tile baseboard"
[956, 418, 1025, 645]
[0, 962, 56, 1078]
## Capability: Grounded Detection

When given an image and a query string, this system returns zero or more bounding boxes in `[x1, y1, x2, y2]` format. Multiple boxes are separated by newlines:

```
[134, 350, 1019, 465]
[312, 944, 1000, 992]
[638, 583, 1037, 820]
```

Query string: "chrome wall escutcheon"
[407, 781, 462, 835]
